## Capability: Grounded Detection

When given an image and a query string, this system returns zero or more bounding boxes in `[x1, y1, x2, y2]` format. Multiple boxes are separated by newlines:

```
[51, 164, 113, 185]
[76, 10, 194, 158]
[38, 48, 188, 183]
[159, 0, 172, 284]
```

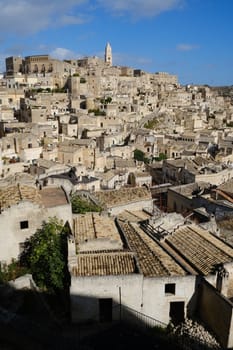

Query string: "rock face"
[170, 318, 221, 349]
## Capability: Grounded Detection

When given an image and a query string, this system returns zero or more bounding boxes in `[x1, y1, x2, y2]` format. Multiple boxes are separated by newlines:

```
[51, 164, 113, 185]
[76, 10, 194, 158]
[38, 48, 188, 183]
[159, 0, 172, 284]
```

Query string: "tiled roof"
[165, 225, 233, 275]
[94, 187, 151, 208]
[117, 210, 151, 222]
[131, 223, 187, 276]
[73, 213, 121, 246]
[72, 251, 136, 276]
[118, 220, 185, 277]
[114, 159, 136, 168]
[0, 184, 42, 210]
[0, 173, 35, 187]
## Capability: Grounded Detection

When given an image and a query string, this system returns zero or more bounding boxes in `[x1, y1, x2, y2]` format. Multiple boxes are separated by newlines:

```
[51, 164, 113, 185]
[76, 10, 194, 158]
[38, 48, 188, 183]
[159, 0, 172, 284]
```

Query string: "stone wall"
[108, 199, 153, 216]
[70, 273, 197, 325]
[197, 279, 233, 348]
[0, 200, 72, 263]
[70, 274, 143, 323]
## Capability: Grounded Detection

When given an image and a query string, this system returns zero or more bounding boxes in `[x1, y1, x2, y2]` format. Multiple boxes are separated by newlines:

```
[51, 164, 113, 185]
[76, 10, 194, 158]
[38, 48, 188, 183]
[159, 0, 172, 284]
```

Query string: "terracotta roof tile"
[72, 251, 136, 276]
[165, 225, 233, 275]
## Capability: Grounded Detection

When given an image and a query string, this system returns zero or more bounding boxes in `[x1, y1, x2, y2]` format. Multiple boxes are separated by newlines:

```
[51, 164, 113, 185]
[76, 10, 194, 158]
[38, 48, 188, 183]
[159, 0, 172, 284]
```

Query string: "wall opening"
[20, 220, 29, 230]
[165, 283, 176, 295]
[169, 301, 184, 325]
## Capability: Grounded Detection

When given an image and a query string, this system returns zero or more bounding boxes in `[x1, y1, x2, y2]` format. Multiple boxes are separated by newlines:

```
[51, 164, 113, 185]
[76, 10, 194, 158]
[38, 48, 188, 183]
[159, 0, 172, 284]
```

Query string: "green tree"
[133, 149, 145, 162]
[71, 195, 102, 214]
[144, 118, 158, 129]
[154, 153, 167, 161]
[20, 217, 68, 293]
[80, 77, 86, 83]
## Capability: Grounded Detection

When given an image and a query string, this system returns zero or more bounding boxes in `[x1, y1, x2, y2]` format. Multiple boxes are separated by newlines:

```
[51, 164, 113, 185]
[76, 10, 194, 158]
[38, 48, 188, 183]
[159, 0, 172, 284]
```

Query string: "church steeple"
[105, 42, 112, 67]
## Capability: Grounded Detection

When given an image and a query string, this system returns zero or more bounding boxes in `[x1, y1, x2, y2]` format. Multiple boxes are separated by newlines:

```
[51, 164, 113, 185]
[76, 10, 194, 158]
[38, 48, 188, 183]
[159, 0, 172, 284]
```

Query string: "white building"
[0, 184, 72, 263]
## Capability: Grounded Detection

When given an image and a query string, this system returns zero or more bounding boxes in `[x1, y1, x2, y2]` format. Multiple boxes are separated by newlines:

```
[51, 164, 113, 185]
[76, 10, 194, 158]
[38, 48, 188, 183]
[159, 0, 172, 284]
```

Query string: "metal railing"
[113, 305, 222, 350]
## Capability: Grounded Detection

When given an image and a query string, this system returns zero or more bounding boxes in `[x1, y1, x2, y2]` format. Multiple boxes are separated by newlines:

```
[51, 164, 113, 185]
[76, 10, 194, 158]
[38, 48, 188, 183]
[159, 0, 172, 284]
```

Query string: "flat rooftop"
[40, 186, 69, 208]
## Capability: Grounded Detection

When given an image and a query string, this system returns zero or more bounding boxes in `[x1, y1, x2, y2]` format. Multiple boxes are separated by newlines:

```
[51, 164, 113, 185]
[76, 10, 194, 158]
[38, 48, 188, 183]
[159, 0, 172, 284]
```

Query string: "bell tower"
[105, 42, 112, 67]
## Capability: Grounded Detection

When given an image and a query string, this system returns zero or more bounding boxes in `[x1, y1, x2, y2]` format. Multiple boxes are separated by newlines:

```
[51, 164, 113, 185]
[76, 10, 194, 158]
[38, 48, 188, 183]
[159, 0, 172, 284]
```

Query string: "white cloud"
[113, 52, 152, 68]
[59, 15, 90, 26]
[0, 53, 8, 72]
[97, 0, 184, 19]
[0, 0, 88, 35]
[176, 44, 200, 51]
[50, 47, 78, 60]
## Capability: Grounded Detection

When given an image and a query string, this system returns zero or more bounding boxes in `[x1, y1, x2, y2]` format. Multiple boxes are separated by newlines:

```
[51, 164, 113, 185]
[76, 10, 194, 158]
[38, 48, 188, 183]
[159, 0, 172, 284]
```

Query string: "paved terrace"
[164, 224, 233, 275]
[94, 187, 151, 208]
[117, 219, 187, 277]
[40, 186, 69, 207]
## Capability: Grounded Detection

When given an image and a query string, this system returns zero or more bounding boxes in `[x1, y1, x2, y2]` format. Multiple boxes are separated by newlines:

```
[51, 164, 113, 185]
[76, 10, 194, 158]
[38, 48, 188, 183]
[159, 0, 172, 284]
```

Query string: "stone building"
[47, 168, 100, 194]
[93, 186, 153, 216]
[105, 43, 112, 67]
[162, 157, 233, 186]
[57, 138, 96, 169]
[0, 184, 72, 263]
[68, 213, 233, 348]
[167, 181, 233, 221]
[5, 55, 73, 77]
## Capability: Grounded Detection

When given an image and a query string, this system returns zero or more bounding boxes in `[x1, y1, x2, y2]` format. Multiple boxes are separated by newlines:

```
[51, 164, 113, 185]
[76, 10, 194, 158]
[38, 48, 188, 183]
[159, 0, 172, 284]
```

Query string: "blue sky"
[0, 0, 232, 86]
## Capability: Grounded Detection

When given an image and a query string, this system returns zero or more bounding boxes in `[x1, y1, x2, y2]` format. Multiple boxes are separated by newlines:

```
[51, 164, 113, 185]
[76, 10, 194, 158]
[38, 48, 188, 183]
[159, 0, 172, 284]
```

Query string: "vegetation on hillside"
[100, 97, 112, 104]
[80, 77, 86, 83]
[71, 195, 102, 214]
[144, 118, 158, 129]
[153, 153, 167, 161]
[88, 108, 106, 116]
[133, 149, 149, 163]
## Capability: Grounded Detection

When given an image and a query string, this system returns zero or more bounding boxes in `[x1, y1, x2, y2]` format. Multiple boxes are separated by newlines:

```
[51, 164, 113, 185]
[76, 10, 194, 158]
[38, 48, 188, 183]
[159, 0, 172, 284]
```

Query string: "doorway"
[169, 301, 185, 325]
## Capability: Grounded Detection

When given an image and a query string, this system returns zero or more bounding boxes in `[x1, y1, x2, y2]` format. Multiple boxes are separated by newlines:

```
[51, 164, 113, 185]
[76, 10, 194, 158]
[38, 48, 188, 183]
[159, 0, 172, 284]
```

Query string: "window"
[165, 283, 176, 295]
[20, 220, 29, 230]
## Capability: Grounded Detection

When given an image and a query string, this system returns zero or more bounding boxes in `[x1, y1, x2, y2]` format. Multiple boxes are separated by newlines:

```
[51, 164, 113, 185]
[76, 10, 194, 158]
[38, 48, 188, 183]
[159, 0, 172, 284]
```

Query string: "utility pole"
[119, 286, 122, 322]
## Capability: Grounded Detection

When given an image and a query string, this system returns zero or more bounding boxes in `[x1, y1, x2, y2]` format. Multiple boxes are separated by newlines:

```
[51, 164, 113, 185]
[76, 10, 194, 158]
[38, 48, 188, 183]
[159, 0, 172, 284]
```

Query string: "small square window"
[165, 283, 176, 295]
[20, 220, 29, 229]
